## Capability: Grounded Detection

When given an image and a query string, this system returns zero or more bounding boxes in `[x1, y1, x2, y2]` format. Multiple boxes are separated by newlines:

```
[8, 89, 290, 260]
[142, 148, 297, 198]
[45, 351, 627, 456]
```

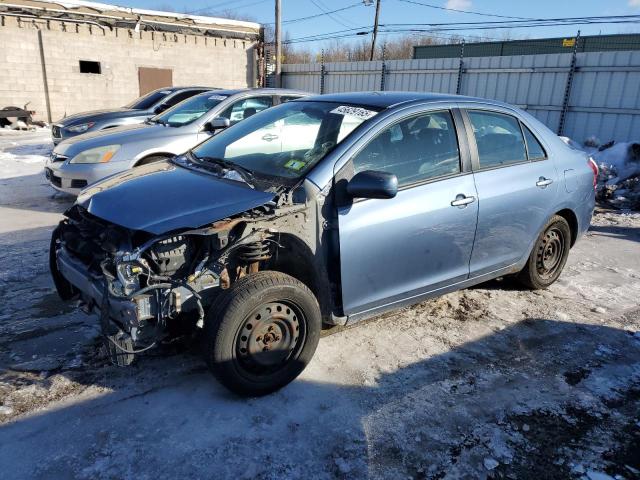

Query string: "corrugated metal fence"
[282, 50, 640, 143]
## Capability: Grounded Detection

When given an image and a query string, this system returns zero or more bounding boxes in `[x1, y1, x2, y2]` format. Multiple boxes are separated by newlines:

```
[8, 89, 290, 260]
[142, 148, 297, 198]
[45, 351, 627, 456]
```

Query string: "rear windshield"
[125, 89, 173, 109]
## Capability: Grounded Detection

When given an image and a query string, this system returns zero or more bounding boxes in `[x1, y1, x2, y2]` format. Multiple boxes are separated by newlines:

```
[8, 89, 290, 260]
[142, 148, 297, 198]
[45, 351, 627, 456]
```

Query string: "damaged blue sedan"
[50, 92, 597, 395]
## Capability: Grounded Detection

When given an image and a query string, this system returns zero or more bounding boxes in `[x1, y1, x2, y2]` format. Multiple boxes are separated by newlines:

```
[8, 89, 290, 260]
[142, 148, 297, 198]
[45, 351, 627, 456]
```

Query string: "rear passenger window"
[280, 96, 302, 103]
[523, 125, 547, 160]
[163, 91, 198, 108]
[221, 96, 273, 125]
[468, 111, 527, 168]
[351, 110, 461, 187]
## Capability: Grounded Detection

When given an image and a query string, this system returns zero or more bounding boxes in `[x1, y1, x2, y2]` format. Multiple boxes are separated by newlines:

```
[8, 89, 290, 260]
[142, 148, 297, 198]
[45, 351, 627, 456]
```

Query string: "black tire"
[517, 215, 571, 290]
[203, 271, 321, 396]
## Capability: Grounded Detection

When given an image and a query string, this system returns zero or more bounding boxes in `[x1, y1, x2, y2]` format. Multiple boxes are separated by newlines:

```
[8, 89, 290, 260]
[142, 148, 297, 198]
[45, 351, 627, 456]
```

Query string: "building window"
[79, 60, 101, 74]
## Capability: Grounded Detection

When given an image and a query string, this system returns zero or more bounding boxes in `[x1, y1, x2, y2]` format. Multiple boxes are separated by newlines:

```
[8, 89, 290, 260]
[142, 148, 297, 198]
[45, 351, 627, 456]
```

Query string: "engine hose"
[104, 335, 157, 355]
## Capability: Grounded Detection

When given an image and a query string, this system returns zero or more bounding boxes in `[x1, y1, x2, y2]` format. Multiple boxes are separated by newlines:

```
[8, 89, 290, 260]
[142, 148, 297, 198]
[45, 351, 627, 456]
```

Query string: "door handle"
[536, 177, 553, 188]
[451, 194, 476, 208]
[262, 133, 279, 142]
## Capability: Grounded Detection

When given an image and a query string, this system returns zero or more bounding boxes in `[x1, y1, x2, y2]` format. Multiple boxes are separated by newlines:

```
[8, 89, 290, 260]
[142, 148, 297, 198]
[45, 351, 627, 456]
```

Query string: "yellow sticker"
[284, 159, 307, 171]
[563, 38, 576, 48]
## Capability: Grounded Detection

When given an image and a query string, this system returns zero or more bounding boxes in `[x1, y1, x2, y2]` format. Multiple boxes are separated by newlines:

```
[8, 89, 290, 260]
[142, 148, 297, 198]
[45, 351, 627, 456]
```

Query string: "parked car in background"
[50, 92, 596, 396]
[45, 88, 308, 195]
[51, 86, 215, 144]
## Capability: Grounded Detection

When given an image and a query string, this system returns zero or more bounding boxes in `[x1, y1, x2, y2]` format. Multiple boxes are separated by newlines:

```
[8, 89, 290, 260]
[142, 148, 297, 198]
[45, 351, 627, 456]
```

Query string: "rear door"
[462, 107, 559, 277]
[336, 108, 478, 316]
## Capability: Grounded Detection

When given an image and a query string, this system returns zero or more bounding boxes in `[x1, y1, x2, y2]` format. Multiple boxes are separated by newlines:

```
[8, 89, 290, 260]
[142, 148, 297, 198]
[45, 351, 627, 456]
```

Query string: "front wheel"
[517, 215, 571, 290]
[203, 271, 321, 396]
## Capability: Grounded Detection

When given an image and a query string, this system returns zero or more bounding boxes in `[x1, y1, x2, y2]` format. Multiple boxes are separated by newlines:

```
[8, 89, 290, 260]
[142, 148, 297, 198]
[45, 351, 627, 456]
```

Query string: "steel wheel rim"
[536, 227, 565, 279]
[235, 301, 306, 375]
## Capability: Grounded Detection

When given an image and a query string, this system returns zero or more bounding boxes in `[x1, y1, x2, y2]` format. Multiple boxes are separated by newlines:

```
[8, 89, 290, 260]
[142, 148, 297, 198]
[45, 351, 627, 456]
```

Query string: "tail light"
[588, 157, 599, 189]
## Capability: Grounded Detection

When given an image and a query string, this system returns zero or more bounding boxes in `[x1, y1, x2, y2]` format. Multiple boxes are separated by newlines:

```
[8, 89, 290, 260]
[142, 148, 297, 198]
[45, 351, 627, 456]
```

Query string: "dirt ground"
[0, 130, 639, 480]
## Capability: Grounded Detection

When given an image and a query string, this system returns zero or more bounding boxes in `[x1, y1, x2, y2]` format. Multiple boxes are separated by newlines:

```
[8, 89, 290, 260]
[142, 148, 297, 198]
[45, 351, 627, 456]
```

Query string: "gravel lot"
[1, 129, 639, 480]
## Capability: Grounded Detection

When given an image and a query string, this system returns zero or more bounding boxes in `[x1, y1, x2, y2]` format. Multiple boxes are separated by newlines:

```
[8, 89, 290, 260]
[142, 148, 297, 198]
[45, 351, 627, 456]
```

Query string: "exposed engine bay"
[50, 191, 325, 365]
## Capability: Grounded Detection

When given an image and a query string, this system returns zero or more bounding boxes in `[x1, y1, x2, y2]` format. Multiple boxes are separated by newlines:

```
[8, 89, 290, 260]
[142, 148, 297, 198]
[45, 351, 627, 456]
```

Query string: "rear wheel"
[517, 215, 571, 289]
[203, 271, 321, 396]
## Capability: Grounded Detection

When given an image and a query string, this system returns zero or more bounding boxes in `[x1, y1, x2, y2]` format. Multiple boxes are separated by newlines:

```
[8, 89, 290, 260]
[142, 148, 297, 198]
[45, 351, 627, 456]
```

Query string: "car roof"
[298, 91, 502, 109]
[189, 88, 310, 99]
[208, 88, 309, 97]
[158, 86, 213, 93]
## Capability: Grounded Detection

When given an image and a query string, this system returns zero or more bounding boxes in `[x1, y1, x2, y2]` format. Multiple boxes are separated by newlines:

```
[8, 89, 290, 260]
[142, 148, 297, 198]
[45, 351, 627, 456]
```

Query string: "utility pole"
[275, 0, 282, 87]
[369, 0, 381, 61]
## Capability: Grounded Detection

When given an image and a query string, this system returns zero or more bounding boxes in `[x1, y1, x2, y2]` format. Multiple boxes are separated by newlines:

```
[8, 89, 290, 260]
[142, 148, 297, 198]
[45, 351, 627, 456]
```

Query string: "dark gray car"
[51, 86, 214, 144]
[50, 92, 597, 396]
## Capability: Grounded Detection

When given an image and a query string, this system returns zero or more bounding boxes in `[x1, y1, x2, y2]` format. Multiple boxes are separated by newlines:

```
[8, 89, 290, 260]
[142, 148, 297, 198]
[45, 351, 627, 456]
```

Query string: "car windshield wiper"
[192, 154, 255, 187]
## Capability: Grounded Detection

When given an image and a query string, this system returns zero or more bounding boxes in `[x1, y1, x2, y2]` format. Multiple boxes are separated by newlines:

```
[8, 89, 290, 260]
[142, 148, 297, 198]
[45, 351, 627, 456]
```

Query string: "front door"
[463, 109, 559, 276]
[337, 109, 478, 316]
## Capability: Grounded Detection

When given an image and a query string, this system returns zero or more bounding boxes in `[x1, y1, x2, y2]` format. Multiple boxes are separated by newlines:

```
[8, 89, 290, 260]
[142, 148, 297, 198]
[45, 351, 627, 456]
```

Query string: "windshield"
[125, 89, 173, 109]
[151, 93, 227, 127]
[190, 101, 378, 182]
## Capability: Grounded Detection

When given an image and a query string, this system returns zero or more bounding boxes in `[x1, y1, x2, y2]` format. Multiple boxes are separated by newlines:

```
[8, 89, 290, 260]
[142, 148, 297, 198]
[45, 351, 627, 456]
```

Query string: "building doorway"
[138, 67, 173, 96]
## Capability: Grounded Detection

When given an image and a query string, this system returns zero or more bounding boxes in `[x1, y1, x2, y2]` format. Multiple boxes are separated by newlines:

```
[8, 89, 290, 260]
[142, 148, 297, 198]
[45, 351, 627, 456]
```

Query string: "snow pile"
[582, 139, 640, 210]
[0, 130, 52, 179]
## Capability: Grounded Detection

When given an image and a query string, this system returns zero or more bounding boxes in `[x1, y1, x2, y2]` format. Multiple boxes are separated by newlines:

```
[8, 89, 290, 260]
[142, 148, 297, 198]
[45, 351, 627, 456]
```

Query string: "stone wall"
[0, 16, 257, 122]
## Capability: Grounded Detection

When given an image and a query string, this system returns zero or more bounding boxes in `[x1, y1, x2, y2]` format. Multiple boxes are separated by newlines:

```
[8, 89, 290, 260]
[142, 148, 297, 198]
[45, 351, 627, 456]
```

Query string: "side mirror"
[346, 170, 398, 200]
[205, 117, 231, 132]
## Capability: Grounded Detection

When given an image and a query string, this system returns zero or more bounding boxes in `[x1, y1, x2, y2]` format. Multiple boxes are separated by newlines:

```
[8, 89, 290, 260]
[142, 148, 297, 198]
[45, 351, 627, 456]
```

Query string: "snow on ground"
[1, 131, 640, 480]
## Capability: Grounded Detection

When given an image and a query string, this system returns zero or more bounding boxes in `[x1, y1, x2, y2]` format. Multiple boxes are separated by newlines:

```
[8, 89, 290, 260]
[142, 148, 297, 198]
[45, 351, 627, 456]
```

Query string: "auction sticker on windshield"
[208, 95, 227, 101]
[284, 159, 307, 171]
[330, 105, 377, 120]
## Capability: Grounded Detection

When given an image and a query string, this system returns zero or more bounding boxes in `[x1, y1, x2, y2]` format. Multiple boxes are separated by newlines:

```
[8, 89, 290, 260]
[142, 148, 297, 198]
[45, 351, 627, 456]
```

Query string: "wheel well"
[264, 234, 331, 319]
[134, 153, 172, 166]
[556, 208, 579, 246]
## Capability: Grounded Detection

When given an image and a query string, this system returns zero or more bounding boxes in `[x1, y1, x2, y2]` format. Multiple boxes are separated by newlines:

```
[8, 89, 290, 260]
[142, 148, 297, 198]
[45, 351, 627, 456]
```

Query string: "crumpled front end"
[50, 200, 301, 364]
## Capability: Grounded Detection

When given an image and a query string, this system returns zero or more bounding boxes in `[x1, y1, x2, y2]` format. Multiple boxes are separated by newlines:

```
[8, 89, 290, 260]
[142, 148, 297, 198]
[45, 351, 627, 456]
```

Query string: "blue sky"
[126, 0, 640, 50]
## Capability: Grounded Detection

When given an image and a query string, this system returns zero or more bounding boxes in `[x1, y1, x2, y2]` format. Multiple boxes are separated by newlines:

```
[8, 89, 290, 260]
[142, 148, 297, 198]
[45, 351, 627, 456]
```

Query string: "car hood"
[54, 123, 162, 157]
[76, 160, 274, 235]
[55, 108, 149, 127]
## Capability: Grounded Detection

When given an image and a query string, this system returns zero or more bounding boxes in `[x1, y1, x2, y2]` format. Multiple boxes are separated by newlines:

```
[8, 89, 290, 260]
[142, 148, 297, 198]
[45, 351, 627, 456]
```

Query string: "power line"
[315, 0, 359, 27]
[381, 14, 640, 29]
[263, 2, 363, 26]
[282, 26, 369, 44]
[309, 0, 354, 29]
[283, 13, 640, 44]
[397, 0, 533, 20]
[185, 0, 270, 15]
[380, 18, 640, 33]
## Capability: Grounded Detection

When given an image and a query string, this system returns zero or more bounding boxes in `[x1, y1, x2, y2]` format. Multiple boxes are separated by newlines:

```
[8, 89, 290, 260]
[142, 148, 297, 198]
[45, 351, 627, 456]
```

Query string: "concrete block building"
[0, 0, 262, 123]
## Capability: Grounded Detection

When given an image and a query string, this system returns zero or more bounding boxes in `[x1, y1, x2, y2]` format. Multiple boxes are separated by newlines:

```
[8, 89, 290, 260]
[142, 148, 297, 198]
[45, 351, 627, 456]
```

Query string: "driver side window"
[351, 110, 461, 187]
